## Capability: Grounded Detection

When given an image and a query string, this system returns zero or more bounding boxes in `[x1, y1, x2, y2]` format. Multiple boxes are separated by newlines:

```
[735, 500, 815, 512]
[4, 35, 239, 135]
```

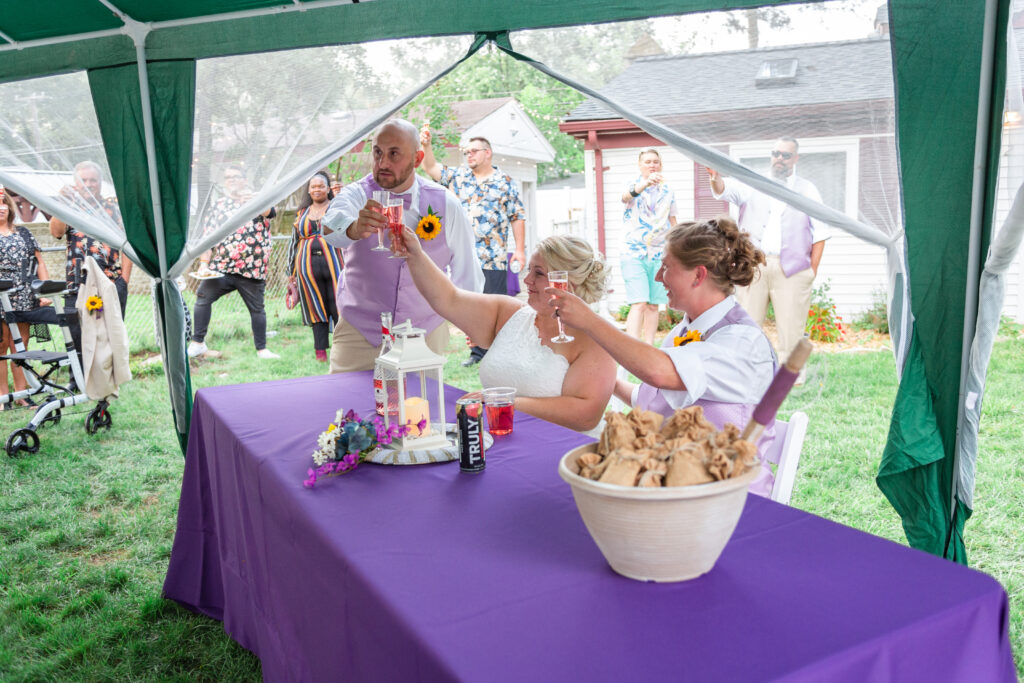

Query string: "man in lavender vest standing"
[322, 119, 482, 373]
[708, 137, 829, 371]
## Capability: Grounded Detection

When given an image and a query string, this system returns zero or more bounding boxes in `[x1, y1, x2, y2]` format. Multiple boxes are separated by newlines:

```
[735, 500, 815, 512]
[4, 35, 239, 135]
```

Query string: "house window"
[739, 151, 848, 212]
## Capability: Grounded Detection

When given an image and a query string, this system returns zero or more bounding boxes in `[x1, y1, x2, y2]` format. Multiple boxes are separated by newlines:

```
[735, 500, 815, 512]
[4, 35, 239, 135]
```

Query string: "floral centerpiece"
[304, 409, 426, 488]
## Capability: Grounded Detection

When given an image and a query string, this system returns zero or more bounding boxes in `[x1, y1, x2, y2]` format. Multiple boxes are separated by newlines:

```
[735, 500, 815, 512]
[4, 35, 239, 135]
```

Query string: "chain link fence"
[26, 216, 300, 356]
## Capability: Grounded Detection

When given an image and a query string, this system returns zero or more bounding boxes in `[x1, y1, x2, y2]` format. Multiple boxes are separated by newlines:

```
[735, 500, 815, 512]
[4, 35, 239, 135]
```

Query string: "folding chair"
[764, 411, 808, 505]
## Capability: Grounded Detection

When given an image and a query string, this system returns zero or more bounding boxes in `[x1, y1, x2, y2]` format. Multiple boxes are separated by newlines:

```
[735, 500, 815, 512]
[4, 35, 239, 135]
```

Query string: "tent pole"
[948, 0, 999, 557]
[118, 18, 169, 279]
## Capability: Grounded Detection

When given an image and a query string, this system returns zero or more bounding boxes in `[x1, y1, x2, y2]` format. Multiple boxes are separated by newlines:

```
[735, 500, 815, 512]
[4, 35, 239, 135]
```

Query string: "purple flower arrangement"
[304, 409, 428, 488]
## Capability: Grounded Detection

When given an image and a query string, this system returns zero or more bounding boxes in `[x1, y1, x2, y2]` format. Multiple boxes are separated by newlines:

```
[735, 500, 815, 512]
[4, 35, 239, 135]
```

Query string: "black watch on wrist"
[628, 184, 640, 198]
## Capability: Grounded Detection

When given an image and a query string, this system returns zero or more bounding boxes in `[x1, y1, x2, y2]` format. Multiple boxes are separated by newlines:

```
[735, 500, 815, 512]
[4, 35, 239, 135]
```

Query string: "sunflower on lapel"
[416, 206, 442, 240]
[673, 329, 701, 346]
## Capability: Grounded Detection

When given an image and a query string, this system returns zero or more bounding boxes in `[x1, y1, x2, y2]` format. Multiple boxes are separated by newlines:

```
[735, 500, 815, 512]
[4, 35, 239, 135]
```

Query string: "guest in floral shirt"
[421, 130, 526, 366]
[620, 148, 678, 346]
[49, 160, 133, 360]
[188, 165, 279, 360]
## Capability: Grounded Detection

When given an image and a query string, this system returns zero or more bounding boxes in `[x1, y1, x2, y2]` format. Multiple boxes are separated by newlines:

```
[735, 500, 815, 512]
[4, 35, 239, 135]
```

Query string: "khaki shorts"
[329, 317, 451, 373]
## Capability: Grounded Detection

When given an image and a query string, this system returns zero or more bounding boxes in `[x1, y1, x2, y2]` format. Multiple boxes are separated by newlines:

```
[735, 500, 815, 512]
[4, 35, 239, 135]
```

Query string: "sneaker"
[187, 341, 208, 358]
[315, 349, 327, 362]
[256, 348, 280, 360]
[461, 356, 481, 367]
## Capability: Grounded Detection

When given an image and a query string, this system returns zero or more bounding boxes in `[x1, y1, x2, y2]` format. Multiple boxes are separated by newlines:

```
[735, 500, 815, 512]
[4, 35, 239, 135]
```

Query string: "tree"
[396, 21, 655, 184]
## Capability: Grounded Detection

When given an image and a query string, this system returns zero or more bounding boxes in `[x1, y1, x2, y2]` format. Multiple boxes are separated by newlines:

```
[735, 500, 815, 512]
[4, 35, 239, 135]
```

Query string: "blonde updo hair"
[535, 235, 609, 304]
[665, 216, 765, 295]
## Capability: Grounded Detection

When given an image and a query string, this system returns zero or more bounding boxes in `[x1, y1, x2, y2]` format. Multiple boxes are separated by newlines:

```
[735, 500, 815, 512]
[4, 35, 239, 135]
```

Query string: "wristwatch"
[628, 184, 640, 198]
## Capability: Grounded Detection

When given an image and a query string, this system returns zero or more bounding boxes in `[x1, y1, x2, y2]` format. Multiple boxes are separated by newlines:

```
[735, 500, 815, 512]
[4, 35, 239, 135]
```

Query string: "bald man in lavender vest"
[322, 119, 483, 373]
[708, 137, 829, 369]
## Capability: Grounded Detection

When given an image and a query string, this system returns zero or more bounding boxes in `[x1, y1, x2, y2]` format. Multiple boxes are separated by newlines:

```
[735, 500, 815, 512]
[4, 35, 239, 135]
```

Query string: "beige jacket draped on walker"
[76, 256, 131, 400]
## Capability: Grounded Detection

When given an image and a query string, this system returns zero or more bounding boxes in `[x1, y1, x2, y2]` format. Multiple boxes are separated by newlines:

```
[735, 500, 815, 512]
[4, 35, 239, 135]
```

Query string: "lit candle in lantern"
[403, 396, 430, 436]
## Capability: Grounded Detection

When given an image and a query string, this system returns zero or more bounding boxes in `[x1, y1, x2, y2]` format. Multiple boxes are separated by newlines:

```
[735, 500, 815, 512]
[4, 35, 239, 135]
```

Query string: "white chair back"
[764, 411, 808, 505]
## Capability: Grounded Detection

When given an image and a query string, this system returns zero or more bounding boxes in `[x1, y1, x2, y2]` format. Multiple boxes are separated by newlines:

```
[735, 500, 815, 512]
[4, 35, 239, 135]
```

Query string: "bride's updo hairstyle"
[665, 216, 765, 295]
[536, 235, 609, 304]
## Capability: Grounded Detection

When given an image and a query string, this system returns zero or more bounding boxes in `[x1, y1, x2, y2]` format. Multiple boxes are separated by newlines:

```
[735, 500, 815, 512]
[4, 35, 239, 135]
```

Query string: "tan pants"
[328, 317, 451, 374]
[735, 254, 815, 360]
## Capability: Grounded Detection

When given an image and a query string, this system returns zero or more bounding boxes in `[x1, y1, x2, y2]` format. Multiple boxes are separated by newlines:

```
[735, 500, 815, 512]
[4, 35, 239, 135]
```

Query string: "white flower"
[317, 429, 337, 452]
[312, 447, 330, 466]
[311, 426, 339, 466]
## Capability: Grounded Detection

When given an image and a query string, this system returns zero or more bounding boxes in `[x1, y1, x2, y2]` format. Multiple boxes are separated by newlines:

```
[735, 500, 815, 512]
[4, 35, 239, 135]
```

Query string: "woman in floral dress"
[0, 191, 50, 407]
[287, 172, 343, 362]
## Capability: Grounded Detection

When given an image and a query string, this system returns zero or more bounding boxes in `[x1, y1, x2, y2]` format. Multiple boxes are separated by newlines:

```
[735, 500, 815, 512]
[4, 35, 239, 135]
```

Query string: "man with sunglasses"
[708, 137, 829, 372]
[420, 128, 526, 367]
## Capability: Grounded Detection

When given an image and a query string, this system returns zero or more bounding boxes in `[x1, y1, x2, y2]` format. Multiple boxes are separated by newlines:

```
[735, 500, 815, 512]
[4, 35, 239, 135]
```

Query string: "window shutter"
[693, 162, 729, 220]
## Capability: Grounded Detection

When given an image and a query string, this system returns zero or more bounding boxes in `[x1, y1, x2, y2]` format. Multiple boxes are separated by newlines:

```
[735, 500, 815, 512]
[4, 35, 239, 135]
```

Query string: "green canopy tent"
[0, 0, 1012, 564]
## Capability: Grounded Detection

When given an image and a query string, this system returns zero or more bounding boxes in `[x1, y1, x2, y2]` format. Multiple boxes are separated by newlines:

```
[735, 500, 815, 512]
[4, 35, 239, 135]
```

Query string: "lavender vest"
[778, 207, 814, 277]
[336, 175, 453, 345]
[736, 178, 815, 277]
[635, 303, 779, 496]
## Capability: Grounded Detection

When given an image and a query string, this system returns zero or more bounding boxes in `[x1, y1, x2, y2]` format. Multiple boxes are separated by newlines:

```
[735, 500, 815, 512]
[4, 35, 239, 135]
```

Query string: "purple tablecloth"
[164, 372, 1016, 682]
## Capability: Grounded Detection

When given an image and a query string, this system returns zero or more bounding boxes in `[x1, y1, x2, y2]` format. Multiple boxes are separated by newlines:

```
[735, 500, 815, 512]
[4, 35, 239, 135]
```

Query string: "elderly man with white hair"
[49, 160, 133, 363]
[322, 119, 482, 373]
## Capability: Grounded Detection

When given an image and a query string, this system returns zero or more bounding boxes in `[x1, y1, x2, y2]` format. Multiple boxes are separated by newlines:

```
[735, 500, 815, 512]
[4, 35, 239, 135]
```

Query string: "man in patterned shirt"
[187, 165, 279, 359]
[49, 160, 133, 358]
[420, 130, 526, 366]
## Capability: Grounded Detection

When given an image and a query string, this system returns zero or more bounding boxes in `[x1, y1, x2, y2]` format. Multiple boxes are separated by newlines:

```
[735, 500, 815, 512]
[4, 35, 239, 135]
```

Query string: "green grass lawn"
[0, 308, 1021, 680]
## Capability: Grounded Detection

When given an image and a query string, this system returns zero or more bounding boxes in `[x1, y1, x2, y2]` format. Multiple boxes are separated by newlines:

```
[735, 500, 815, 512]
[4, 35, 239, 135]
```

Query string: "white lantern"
[376, 320, 451, 451]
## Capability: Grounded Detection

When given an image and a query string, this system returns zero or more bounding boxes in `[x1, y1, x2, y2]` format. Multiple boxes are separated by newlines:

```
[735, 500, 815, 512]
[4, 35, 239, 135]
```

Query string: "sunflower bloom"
[673, 329, 702, 347]
[85, 295, 104, 312]
[416, 213, 442, 240]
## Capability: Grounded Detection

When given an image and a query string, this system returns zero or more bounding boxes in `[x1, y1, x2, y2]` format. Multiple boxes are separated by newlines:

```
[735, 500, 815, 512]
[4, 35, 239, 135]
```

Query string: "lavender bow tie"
[393, 193, 413, 211]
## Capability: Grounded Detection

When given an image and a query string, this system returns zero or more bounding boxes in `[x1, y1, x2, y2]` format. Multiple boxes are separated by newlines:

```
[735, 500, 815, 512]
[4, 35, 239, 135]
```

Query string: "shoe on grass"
[256, 348, 280, 360]
[187, 341, 208, 358]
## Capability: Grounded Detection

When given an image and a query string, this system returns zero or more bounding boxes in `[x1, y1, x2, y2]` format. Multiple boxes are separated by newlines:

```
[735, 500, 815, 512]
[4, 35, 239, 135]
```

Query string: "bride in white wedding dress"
[397, 228, 614, 435]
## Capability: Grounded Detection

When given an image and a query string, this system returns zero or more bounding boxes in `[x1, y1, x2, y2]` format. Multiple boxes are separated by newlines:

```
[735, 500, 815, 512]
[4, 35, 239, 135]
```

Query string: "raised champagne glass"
[548, 271, 574, 343]
[386, 193, 407, 259]
[370, 191, 391, 252]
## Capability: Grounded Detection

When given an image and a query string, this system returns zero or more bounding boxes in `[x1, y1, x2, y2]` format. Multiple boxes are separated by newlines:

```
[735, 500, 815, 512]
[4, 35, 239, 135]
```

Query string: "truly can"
[456, 397, 485, 473]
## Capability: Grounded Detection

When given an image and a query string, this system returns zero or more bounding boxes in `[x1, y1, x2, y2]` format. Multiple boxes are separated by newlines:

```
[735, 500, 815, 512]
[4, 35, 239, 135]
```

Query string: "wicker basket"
[558, 443, 758, 582]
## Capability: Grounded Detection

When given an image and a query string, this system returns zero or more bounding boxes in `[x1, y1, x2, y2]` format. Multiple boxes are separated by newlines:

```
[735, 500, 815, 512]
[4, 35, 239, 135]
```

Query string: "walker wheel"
[85, 407, 112, 434]
[6, 428, 39, 458]
[41, 409, 62, 428]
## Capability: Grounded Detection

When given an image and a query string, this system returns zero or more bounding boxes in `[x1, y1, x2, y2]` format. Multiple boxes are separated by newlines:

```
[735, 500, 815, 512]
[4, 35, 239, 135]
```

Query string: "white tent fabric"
[0, 71, 137, 261]
[174, 34, 475, 277]
[504, 6, 913, 369]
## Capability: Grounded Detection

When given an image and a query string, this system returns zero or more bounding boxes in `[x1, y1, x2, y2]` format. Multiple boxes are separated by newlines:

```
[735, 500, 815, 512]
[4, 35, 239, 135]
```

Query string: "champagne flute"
[370, 191, 390, 252]
[548, 271, 574, 343]
[386, 194, 407, 259]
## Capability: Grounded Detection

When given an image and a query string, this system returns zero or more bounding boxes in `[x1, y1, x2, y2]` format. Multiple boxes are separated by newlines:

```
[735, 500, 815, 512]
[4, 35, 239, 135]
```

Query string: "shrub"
[615, 304, 631, 322]
[658, 308, 684, 331]
[997, 315, 1024, 338]
[852, 289, 889, 335]
[805, 281, 845, 343]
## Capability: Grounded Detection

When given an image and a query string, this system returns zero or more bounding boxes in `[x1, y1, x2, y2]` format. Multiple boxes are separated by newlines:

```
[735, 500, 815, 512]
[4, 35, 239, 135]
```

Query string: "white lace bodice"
[479, 306, 570, 399]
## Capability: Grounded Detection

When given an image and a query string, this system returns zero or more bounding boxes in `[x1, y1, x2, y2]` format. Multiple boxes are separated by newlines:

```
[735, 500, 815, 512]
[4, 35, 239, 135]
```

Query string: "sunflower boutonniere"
[673, 329, 701, 347]
[416, 206, 442, 241]
[85, 295, 104, 317]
